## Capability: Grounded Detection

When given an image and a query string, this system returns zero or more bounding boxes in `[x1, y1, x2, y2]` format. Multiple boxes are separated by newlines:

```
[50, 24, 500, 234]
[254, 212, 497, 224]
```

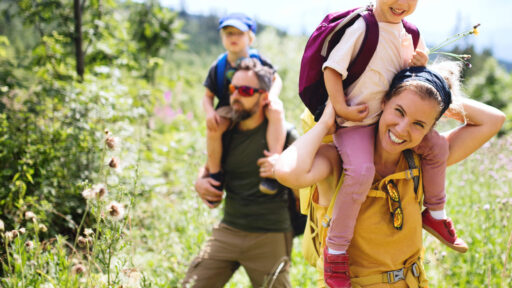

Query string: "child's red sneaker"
[324, 247, 351, 288]
[422, 209, 468, 253]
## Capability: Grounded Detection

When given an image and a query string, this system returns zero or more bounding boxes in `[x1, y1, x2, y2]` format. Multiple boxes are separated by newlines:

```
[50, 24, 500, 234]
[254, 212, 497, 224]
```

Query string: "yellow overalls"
[301, 152, 429, 288]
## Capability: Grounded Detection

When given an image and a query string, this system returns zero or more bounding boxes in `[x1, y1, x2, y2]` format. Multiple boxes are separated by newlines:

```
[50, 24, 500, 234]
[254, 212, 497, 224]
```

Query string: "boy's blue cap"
[218, 13, 257, 33]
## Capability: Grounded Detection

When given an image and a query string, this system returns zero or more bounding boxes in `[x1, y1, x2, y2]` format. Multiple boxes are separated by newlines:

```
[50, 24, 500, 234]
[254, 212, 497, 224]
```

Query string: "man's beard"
[230, 97, 260, 122]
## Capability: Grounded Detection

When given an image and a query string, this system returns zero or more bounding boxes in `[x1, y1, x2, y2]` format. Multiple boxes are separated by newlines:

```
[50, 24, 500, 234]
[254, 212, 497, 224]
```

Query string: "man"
[182, 58, 298, 288]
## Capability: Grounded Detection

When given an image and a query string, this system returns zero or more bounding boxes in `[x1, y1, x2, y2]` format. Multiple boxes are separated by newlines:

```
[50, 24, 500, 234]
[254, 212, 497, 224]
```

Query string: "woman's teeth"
[389, 130, 405, 144]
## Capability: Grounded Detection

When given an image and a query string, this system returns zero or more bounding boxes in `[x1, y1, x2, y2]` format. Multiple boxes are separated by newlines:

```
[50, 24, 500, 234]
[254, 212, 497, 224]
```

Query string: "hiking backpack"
[215, 48, 262, 97]
[298, 5, 420, 121]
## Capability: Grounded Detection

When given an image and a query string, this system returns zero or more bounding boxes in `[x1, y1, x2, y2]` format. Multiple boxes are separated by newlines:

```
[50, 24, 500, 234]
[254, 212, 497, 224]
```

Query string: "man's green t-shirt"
[221, 120, 298, 233]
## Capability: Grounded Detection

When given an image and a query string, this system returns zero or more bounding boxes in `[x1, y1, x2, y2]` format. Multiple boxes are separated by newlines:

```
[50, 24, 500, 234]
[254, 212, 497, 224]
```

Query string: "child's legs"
[327, 125, 376, 251]
[265, 97, 286, 154]
[413, 129, 449, 211]
[206, 116, 231, 174]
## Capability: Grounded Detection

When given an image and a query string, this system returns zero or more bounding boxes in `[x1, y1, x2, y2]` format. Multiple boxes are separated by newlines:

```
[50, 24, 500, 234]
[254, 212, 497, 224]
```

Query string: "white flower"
[25, 211, 36, 221]
[81, 188, 95, 200]
[84, 228, 94, 236]
[483, 204, 490, 211]
[0, 219, 4, 232]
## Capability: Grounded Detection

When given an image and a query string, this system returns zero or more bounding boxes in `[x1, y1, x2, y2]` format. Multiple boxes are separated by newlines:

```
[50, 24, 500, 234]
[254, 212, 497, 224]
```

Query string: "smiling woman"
[274, 62, 505, 287]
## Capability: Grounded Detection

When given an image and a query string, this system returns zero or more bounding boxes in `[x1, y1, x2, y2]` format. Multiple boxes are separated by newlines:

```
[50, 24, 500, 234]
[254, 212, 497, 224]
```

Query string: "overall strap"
[322, 173, 345, 228]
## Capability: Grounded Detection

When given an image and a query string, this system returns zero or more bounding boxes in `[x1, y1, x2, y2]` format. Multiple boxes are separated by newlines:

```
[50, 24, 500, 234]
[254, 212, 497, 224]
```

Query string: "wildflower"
[81, 188, 95, 200]
[428, 23, 481, 66]
[109, 157, 119, 169]
[25, 211, 37, 221]
[84, 228, 94, 236]
[38, 224, 48, 232]
[77, 236, 88, 248]
[105, 136, 118, 150]
[11, 230, 19, 239]
[106, 201, 125, 221]
[25, 240, 34, 251]
[483, 204, 490, 211]
[471, 24, 480, 36]
[0, 219, 4, 232]
[19, 227, 26, 235]
[5, 231, 14, 242]
[104, 129, 110, 135]
[72, 264, 86, 274]
[92, 183, 108, 199]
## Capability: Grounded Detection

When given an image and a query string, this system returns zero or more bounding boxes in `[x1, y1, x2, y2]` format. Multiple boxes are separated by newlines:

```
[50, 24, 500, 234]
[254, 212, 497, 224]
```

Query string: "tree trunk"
[73, 0, 84, 79]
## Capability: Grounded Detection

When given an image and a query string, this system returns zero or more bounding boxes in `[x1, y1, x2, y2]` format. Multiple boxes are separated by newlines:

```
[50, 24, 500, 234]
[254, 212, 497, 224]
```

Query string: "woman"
[275, 63, 505, 287]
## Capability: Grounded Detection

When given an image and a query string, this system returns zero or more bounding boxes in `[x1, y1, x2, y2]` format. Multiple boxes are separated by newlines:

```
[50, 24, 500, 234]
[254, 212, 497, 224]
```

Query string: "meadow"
[1, 2, 512, 287]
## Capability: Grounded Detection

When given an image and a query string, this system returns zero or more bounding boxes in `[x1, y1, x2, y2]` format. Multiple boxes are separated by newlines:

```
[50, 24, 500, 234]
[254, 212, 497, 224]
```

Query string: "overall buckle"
[411, 263, 420, 277]
[387, 268, 405, 283]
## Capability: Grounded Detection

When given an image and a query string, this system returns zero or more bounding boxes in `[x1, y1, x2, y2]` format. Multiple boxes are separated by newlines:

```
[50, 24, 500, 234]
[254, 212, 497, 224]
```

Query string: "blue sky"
[161, 0, 512, 62]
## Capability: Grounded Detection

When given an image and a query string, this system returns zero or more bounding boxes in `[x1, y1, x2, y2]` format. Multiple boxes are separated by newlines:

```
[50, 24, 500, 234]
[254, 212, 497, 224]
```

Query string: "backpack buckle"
[405, 169, 414, 179]
[386, 268, 405, 283]
[411, 263, 420, 277]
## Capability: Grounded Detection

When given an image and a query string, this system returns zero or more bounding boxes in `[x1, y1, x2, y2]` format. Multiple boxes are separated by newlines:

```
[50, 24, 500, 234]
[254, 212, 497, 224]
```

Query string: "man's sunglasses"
[383, 180, 403, 230]
[229, 84, 266, 97]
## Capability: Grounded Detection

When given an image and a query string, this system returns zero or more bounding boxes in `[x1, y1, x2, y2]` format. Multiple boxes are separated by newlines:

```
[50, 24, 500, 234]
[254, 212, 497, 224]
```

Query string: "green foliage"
[465, 58, 512, 134]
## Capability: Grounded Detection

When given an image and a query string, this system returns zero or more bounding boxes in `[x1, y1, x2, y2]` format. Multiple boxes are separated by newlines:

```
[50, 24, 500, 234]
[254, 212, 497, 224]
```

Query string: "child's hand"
[410, 49, 428, 67]
[257, 150, 280, 178]
[339, 103, 369, 122]
[264, 98, 284, 122]
[206, 110, 221, 132]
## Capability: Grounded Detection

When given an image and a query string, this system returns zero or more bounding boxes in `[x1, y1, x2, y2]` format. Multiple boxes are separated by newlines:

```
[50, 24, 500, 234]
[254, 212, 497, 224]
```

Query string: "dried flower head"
[0, 219, 4, 232]
[25, 240, 34, 251]
[105, 136, 118, 150]
[19, 227, 26, 235]
[25, 211, 37, 221]
[5, 231, 14, 242]
[84, 228, 94, 237]
[106, 201, 125, 221]
[92, 183, 108, 199]
[109, 157, 119, 169]
[11, 230, 19, 239]
[38, 224, 48, 232]
[72, 264, 86, 274]
[104, 129, 110, 135]
[77, 236, 88, 248]
[82, 188, 95, 199]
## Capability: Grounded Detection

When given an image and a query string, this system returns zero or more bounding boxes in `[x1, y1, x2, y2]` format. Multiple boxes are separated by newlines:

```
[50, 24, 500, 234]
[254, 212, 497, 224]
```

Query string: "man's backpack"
[215, 48, 262, 97]
[298, 5, 420, 121]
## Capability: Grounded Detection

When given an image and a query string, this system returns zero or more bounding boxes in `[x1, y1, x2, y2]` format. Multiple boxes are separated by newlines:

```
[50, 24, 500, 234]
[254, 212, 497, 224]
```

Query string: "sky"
[160, 0, 512, 62]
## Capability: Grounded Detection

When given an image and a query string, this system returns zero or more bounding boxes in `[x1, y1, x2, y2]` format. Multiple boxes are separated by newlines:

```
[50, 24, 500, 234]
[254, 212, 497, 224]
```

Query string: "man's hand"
[194, 173, 224, 208]
[257, 150, 280, 178]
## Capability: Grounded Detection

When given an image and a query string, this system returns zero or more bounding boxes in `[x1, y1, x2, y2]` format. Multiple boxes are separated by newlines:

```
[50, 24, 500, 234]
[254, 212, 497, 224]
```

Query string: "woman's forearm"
[275, 103, 336, 188]
[444, 98, 506, 166]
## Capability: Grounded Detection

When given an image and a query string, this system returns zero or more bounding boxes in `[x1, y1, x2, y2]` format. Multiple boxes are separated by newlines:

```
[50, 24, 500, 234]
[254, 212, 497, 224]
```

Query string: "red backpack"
[299, 5, 420, 121]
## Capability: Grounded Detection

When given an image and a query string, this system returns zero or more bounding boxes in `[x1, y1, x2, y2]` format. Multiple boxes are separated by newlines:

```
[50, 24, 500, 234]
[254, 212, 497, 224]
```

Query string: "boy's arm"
[268, 72, 282, 101]
[324, 67, 368, 122]
[203, 88, 220, 131]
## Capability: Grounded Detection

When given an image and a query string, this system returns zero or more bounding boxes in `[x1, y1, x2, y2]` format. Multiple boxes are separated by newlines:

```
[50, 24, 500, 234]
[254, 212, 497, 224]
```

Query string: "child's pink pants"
[327, 126, 449, 251]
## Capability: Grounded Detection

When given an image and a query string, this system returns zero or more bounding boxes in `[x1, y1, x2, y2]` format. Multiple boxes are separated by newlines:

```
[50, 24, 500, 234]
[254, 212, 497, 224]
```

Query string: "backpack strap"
[215, 49, 261, 97]
[402, 20, 420, 50]
[215, 52, 228, 97]
[343, 9, 379, 89]
[403, 149, 419, 196]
